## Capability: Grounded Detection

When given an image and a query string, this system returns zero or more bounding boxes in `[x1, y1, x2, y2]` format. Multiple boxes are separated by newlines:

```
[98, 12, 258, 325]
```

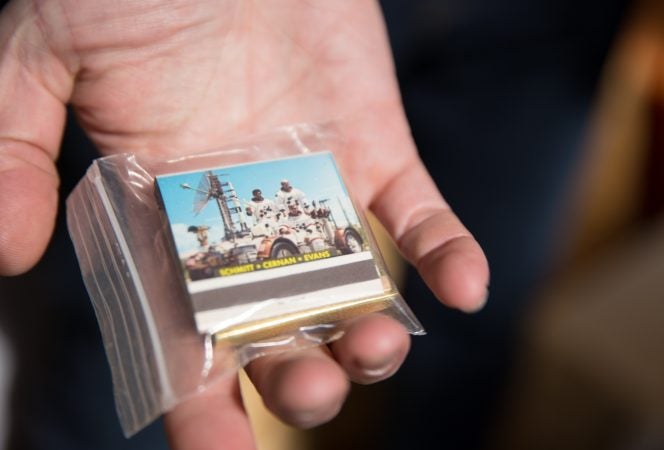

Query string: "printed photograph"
[156, 152, 370, 283]
[156, 152, 385, 334]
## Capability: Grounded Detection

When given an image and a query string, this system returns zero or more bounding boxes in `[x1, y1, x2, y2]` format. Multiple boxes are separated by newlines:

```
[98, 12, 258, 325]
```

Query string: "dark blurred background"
[1, 0, 663, 449]
[306, 1, 664, 449]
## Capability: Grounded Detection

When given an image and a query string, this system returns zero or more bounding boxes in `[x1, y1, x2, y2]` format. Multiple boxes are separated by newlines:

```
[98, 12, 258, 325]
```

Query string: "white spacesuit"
[246, 189, 278, 237]
[275, 180, 309, 215]
[246, 198, 277, 224]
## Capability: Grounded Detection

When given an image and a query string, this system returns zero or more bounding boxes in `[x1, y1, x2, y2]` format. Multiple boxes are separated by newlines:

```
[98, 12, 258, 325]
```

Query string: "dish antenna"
[181, 171, 248, 242]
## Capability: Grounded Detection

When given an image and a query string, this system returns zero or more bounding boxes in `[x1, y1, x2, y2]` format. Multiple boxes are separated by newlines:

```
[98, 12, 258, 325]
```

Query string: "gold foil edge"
[212, 293, 395, 347]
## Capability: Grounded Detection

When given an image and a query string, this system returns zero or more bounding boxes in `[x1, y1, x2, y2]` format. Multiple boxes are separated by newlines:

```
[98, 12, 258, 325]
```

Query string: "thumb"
[0, 144, 59, 275]
[0, 1, 73, 275]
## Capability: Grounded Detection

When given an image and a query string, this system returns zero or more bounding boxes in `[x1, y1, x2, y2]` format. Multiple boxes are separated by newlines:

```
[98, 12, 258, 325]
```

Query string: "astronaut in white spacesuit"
[245, 189, 277, 225]
[274, 179, 309, 215]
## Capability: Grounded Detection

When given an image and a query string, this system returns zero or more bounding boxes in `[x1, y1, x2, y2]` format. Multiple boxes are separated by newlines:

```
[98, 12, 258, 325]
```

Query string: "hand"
[0, 1, 489, 448]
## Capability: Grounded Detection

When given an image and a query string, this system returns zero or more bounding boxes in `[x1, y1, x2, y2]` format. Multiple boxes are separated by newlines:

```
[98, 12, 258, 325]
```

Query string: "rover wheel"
[270, 240, 299, 259]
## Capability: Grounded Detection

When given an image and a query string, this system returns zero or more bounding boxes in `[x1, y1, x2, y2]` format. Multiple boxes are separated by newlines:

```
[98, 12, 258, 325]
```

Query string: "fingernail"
[356, 356, 401, 382]
[460, 287, 489, 314]
[362, 362, 398, 379]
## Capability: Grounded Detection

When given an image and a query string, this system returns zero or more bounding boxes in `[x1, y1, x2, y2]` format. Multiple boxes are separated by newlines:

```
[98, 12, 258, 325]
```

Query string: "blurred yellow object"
[239, 369, 305, 450]
[366, 211, 407, 289]
[493, 3, 664, 448]
[564, 0, 664, 264]
[237, 211, 405, 450]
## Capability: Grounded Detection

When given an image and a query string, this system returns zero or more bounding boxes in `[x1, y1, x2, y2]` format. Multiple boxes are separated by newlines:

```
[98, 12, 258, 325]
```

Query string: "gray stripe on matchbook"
[191, 259, 380, 312]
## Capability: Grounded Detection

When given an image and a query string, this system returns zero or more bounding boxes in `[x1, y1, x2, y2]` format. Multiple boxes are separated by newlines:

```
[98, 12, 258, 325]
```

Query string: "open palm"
[0, 1, 489, 448]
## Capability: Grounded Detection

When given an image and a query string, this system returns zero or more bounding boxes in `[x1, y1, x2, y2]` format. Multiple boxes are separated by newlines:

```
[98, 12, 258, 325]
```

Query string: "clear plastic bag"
[66, 123, 424, 436]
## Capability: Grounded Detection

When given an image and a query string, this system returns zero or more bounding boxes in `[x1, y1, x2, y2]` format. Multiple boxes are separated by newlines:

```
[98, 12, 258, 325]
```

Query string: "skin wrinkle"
[0, 138, 60, 178]
[73, 24, 222, 84]
[242, 4, 346, 113]
[233, 57, 333, 135]
[252, 4, 324, 58]
[398, 210, 468, 263]
[74, 33, 205, 77]
[64, 1, 219, 55]
[371, 156, 447, 240]
[278, 2, 376, 62]
[75, 62, 186, 134]
[70, 2, 399, 158]
[73, 57, 214, 146]
[14, 44, 67, 104]
[300, 0, 346, 17]
[416, 234, 479, 273]
[31, 0, 80, 76]
[67, 4, 227, 142]
[233, 3, 340, 132]
[70, 12, 237, 151]
[339, 107, 412, 196]
[174, 7, 240, 137]
[330, 2, 379, 53]
[0, 10, 71, 157]
[0, 58, 67, 143]
[80, 20, 375, 155]
[12, 54, 72, 107]
[394, 176, 448, 233]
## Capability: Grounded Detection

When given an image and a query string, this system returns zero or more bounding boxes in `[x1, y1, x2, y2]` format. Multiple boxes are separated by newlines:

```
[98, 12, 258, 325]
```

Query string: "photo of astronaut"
[156, 152, 371, 282]
[155, 152, 385, 334]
